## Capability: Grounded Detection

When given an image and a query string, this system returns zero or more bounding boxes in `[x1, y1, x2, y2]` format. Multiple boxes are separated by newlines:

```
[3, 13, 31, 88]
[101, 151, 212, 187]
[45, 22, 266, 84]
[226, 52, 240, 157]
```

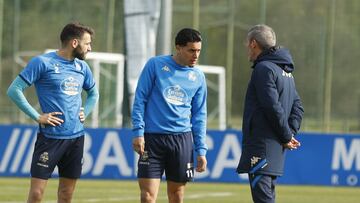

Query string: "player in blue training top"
[132, 28, 208, 203]
[7, 22, 99, 203]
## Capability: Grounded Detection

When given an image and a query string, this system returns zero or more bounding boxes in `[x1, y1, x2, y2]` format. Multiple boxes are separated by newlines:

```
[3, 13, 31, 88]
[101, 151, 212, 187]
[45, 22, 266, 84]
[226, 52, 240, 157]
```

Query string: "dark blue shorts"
[30, 133, 84, 180]
[137, 132, 194, 183]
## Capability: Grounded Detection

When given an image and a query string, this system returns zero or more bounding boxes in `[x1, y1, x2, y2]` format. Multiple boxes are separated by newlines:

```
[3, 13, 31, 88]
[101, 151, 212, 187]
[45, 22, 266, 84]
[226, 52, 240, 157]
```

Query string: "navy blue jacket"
[237, 47, 304, 176]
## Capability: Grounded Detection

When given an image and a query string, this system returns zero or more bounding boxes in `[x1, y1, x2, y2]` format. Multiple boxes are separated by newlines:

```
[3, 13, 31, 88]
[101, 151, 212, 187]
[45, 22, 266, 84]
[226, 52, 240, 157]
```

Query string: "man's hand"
[132, 136, 145, 155]
[37, 112, 64, 126]
[79, 107, 85, 123]
[196, 155, 207, 172]
[283, 137, 301, 150]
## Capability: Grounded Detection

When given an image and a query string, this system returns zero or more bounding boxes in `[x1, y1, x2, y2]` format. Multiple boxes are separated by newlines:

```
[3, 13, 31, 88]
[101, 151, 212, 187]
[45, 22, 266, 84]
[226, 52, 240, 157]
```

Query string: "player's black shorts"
[30, 133, 84, 180]
[137, 132, 194, 183]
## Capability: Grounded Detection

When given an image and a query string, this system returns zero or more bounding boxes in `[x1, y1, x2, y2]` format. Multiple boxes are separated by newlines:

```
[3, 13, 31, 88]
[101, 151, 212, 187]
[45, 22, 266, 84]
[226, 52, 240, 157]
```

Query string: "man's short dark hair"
[60, 22, 94, 46]
[175, 28, 202, 46]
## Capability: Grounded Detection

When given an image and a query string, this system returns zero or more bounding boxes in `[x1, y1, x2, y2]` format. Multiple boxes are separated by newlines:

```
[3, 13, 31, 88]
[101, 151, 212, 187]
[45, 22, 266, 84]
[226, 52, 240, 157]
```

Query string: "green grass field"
[0, 177, 358, 203]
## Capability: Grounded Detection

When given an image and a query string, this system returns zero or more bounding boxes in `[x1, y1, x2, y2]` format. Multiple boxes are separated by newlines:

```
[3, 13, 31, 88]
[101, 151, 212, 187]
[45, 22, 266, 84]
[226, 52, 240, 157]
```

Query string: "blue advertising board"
[0, 124, 359, 186]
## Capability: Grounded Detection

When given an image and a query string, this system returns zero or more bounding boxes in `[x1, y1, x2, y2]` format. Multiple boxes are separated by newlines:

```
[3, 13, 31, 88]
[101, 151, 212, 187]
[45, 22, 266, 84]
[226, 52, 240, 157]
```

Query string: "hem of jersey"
[40, 130, 85, 139]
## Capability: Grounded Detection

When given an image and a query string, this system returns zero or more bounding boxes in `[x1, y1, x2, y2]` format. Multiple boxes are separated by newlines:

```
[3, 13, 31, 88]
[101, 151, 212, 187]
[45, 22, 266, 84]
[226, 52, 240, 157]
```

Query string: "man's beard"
[72, 46, 86, 60]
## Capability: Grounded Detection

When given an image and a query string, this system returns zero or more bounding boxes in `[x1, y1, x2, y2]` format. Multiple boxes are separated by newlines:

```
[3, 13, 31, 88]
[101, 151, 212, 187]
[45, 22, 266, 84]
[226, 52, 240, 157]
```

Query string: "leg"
[138, 178, 161, 203]
[167, 180, 186, 203]
[27, 177, 48, 203]
[249, 174, 276, 203]
[57, 177, 77, 203]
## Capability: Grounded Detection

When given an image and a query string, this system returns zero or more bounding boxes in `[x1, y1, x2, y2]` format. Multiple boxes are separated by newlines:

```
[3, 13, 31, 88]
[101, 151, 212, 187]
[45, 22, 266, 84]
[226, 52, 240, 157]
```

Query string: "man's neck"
[57, 48, 74, 61]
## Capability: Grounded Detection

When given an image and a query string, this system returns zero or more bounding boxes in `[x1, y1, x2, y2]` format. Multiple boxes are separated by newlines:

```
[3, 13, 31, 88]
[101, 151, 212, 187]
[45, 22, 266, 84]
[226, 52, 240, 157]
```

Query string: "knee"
[28, 189, 44, 202]
[141, 191, 157, 203]
[168, 190, 184, 203]
[58, 188, 74, 202]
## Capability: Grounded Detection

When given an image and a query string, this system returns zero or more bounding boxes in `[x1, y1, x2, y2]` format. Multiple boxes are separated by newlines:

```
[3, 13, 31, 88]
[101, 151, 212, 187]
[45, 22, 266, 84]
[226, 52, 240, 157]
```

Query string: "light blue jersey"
[19, 51, 95, 139]
[132, 55, 208, 156]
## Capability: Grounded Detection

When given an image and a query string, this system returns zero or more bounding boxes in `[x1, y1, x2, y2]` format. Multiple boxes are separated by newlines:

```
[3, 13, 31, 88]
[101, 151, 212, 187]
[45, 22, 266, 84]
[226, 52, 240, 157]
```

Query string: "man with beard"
[7, 22, 99, 203]
[237, 24, 304, 203]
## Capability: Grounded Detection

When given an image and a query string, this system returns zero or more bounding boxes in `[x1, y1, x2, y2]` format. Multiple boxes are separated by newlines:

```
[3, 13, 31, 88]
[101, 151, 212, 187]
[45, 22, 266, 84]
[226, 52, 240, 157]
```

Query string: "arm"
[84, 86, 100, 117]
[79, 86, 99, 122]
[191, 73, 208, 172]
[288, 90, 304, 135]
[253, 65, 293, 143]
[7, 76, 63, 126]
[131, 59, 155, 137]
[7, 76, 41, 121]
[131, 59, 155, 155]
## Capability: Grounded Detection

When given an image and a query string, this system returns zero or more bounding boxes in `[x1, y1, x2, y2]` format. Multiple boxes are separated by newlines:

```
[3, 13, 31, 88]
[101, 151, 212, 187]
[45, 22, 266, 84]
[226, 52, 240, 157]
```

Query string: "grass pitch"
[0, 177, 358, 202]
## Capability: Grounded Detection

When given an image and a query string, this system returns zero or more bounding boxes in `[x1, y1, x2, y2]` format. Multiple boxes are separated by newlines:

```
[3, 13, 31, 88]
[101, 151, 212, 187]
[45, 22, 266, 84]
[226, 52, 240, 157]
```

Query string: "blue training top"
[19, 51, 96, 139]
[132, 55, 208, 156]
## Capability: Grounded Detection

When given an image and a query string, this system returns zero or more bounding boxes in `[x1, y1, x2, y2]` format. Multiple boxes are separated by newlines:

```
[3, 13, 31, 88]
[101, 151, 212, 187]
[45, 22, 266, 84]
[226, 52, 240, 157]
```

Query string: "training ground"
[0, 177, 358, 203]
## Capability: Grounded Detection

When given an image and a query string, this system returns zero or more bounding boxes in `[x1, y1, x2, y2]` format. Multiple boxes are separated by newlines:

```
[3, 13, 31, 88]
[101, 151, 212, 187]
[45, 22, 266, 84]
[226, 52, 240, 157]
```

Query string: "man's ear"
[250, 39, 257, 49]
[71, 39, 79, 48]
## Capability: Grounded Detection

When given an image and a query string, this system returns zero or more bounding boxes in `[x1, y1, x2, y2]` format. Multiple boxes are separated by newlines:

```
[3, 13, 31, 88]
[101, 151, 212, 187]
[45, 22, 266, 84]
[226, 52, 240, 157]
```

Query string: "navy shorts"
[137, 132, 194, 183]
[30, 133, 84, 180]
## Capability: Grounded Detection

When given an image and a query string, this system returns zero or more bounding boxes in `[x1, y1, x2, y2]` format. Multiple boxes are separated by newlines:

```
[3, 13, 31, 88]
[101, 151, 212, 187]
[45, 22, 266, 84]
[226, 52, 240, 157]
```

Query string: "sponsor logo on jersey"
[163, 85, 188, 105]
[61, 77, 81, 95]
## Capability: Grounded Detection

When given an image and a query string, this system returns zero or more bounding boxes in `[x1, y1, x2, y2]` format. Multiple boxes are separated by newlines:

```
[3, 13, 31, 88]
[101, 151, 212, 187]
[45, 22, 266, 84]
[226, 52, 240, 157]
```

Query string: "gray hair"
[247, 24, 276, 50]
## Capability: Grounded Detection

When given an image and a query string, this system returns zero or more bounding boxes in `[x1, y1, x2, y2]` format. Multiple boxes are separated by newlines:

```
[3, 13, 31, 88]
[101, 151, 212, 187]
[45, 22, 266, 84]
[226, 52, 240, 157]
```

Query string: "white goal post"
[198, 65, 226, 130]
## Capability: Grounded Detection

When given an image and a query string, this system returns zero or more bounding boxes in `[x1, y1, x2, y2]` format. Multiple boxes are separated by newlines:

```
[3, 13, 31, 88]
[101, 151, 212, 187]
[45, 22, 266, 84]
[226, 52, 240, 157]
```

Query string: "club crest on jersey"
[188, 71, 197, 81]
[75, 62, 81, 71]
[61, 76, 81, 96]
[163, 85, 188, 105]
[162, 65, 171, 72]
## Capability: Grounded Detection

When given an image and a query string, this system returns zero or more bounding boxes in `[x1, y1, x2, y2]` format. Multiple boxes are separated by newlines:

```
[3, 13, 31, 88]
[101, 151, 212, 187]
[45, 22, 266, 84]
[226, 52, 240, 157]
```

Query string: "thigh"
[58, 135, 84, 179]
[249, 174, 276, 203]
[29, 177, 48, 195]
[138, 178, 161, 197]
[137, 134, 166, 179]
[165, 132, 194, 183]
[31, 133, 65, 179]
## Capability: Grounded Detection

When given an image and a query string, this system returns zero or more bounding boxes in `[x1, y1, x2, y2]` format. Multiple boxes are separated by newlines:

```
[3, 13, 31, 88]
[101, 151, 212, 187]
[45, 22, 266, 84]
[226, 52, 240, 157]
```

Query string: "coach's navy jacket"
[237, 46, 304, 176]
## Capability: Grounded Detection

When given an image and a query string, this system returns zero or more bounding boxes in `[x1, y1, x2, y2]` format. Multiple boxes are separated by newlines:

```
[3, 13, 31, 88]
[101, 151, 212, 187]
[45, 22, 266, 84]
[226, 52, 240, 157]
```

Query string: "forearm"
[191, 110, 208, 156]
[7, 76, 40, 121]
[83, 86, 99, 117]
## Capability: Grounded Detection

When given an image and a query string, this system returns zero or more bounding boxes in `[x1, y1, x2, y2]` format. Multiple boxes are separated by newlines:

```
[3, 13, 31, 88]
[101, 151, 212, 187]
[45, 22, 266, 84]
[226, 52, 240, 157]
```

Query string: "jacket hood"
[253, 46, 295, 73]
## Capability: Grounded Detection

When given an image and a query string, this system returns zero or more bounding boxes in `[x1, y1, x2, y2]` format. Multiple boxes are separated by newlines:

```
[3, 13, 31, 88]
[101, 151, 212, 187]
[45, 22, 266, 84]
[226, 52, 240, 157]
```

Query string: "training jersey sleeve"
[82, 62, 96, 90]
[191, 71, 208, 156]
[19, 56, 45, 86]
[83, 86, 100, 117]
[131, 58, 156, 137]
[7, 76, 41, 121]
